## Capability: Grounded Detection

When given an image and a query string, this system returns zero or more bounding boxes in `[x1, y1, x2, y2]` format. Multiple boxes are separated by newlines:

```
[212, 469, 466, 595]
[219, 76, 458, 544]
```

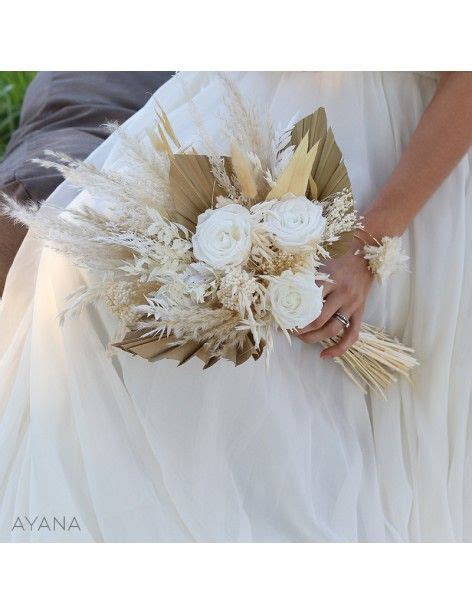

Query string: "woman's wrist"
[351, 207, 410, 284]
[360, 205, 409, 242]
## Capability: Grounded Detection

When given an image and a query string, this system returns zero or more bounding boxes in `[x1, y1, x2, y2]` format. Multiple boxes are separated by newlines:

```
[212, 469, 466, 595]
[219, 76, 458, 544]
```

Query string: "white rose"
[192, 204, 252, 269]
[263, 196, 326, 250]
[268, 270, 323, 329]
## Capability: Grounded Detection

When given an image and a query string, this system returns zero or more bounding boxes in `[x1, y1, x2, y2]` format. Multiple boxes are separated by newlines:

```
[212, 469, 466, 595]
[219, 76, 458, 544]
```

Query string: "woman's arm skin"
[297, 71, 472, 358]
[0, 215, 27, 295]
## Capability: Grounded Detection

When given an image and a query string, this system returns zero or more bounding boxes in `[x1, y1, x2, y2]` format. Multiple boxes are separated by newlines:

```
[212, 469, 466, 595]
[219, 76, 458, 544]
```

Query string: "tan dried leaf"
[266, 133, 319, 199]
[115, 327, 264, 369]
[290, 107, 352, 199]
[169, 154, 225, 229]
[308, 176, 318, 200]
[115, 330, 203, 363]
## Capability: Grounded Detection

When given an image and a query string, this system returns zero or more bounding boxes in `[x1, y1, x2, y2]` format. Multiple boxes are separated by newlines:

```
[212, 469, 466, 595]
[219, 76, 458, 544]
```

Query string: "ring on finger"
[333, 311, 350, 329]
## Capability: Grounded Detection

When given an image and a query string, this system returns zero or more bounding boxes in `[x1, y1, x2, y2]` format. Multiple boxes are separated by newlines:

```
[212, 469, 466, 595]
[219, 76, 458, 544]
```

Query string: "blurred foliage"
[0, 71, 36, 159]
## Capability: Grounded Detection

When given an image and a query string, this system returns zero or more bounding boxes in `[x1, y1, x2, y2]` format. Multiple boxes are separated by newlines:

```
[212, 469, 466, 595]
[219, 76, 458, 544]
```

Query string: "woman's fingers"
[320, 308, 362, 359]
[298, 314, 344, 344]
[296, 293, 342, 335]
[322, 280, 335, 298]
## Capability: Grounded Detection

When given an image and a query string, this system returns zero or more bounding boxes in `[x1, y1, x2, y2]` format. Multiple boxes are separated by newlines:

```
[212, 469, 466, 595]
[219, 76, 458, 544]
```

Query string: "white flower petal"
[268, 270, 323, 330]
[192, 203, 252, 269]
[262, 195, 326, 251]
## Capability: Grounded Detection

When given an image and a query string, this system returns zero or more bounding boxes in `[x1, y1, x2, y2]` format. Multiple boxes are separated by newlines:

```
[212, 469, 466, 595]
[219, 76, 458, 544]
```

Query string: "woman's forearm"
[363, 72, 472, 239]
[0, 214, 27, 295]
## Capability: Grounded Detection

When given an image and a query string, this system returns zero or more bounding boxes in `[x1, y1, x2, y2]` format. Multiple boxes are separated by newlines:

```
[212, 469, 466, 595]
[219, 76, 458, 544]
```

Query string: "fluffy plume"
[1, 192, 40, 225]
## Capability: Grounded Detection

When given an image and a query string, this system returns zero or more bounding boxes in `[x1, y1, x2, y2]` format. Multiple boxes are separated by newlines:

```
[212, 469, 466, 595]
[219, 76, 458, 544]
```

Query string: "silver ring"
[334, 312, 350, 329]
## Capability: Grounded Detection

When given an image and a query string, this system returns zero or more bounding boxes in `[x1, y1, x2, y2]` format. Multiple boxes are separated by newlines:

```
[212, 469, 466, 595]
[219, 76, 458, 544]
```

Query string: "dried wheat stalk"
[320, 323, 418, 398]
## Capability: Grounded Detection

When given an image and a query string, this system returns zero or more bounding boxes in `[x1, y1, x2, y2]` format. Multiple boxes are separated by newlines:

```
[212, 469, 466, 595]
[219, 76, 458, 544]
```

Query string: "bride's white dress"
[0, 72, 470, 542]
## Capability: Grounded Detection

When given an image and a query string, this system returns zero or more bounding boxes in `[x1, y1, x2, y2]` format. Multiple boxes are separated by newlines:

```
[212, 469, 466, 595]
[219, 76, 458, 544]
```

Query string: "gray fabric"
[0, 71, 174, 202]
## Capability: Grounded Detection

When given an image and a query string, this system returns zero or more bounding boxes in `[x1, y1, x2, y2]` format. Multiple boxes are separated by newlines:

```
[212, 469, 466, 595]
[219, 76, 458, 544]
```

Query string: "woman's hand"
[295, 242, 373, 359]
[296, 72, 472, 360]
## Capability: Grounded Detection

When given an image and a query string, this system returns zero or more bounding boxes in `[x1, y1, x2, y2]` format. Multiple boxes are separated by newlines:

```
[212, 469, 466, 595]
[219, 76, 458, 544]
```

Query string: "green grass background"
[0, 71, 36, 160]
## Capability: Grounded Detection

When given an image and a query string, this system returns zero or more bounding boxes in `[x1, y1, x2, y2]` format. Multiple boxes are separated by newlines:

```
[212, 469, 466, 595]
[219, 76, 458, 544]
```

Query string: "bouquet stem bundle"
[321, 323, 418, 398]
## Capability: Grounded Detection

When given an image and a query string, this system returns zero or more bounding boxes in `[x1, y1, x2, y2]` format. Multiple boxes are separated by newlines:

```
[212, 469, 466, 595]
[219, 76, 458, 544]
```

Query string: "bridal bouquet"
[2, 77, 417, 396]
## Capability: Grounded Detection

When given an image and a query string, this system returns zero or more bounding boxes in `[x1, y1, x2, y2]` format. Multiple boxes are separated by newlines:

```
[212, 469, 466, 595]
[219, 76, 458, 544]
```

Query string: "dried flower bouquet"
[2, 79, 418, 396]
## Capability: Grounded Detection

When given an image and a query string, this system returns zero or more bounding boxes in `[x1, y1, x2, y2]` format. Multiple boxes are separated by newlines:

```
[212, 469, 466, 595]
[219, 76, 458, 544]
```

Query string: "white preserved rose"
[192, 204, 252, 269]
[263, 196, 326, 250]
[267, 270, 323, 329]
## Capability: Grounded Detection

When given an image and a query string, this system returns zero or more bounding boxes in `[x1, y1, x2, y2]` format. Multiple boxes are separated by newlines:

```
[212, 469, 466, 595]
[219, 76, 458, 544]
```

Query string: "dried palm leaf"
[290, 107, 351, 200]
[308, 176, 318, 200]
[266, 133, 319, 200]
[322, 160, 351, 197]
[115, 330, 203, 363]
[236, 336, 265, 365]
[290, 107, 355, 257]
[169, 154, 227, 229]
[115, 327, 263, 367]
